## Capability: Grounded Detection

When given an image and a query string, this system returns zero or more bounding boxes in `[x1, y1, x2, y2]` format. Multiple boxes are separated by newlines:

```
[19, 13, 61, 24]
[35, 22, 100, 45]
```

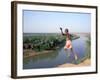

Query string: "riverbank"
[58, 59, 91, 67]
[23, 49, 54, 58]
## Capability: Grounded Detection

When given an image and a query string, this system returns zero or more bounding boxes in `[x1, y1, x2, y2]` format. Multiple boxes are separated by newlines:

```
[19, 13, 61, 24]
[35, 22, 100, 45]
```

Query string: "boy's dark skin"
[60, 27, 70, 40]
[60, 27, 78, 60]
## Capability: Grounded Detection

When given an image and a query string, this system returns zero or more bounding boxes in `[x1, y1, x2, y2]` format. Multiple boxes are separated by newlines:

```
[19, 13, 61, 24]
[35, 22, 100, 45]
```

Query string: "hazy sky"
[23, 10, 91, 33]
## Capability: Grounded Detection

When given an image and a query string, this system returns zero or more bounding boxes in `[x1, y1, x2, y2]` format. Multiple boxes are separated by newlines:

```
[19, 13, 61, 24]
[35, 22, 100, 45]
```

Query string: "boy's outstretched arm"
[60, 27, 64, 35]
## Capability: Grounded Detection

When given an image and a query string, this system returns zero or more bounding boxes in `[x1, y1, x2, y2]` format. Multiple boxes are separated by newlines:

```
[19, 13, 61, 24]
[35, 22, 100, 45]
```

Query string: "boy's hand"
[60, 27, 62, 30]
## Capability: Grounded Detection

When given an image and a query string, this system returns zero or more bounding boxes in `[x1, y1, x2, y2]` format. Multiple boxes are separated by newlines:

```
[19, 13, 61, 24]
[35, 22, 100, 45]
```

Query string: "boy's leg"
[71, 48, 78, 60]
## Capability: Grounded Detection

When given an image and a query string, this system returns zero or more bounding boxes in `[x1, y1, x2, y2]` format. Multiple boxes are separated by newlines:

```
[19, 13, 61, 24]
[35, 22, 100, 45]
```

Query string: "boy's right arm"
[60, 27, 64, 35]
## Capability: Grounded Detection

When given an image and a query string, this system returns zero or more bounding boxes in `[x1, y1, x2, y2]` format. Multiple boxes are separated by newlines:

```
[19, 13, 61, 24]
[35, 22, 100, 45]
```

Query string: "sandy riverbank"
[58, 59, 91, 67]
[23, 49, 54, 58]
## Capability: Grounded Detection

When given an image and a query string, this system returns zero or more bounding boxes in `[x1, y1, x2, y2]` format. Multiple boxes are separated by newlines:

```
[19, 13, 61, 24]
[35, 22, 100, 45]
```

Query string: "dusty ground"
[58, 59, 91, 67]
[23, 49, 54, 58]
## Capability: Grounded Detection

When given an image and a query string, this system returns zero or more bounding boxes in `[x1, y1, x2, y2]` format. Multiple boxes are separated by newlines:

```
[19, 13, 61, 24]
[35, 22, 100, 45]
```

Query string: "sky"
[23, 10, 91, 33]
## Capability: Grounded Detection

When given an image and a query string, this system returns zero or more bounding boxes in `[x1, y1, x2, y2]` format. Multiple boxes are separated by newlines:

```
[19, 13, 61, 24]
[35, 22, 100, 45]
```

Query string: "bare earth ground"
[23, 49, 54, 58]
[58, 59, 91, 67]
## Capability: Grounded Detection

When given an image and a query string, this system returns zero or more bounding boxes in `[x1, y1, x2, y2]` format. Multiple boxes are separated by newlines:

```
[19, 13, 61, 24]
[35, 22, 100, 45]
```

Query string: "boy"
[60, 27, 72, 49]
[60, 27, 78, 60]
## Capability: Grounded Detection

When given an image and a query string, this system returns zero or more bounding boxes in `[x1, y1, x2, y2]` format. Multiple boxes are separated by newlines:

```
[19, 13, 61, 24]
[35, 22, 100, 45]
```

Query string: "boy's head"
[65, 28, 69, 33]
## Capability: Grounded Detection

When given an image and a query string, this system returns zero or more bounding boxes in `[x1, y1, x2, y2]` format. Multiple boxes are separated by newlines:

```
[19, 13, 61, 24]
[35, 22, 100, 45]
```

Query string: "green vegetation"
[23, 33, 79, 52]
[85, 36, 91, 59]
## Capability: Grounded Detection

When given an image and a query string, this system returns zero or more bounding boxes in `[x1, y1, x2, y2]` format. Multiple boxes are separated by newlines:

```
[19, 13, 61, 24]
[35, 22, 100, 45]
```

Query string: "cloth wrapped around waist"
[64, 40, 72, 49]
